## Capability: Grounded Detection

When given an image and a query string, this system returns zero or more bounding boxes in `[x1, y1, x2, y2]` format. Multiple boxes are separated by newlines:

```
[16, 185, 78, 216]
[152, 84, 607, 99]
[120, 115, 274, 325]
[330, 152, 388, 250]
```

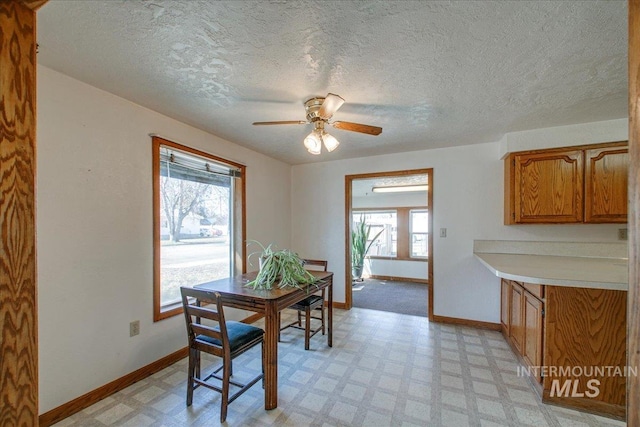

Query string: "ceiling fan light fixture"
[322, 132, 340, 152]
[304, 130, 322, 155]
[253, 93, 382, 156]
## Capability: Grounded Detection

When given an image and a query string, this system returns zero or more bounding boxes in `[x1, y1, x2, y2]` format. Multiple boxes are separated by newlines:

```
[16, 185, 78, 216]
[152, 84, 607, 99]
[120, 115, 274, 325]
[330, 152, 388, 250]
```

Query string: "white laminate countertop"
[474, 252, 628, 291]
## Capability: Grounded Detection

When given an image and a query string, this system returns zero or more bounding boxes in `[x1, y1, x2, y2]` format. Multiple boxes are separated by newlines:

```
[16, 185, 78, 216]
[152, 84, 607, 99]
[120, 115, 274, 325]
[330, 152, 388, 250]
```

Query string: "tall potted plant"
[351, 214, 384, 280]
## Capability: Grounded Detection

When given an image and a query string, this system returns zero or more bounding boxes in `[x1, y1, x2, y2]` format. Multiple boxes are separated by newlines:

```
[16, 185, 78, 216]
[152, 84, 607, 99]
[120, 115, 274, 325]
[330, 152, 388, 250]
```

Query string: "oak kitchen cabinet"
[522, 289, 544, 383]
[508, 280, 525, 354]
[584, 145, 629, 223]
[500, 278, 627, 419]
[504, 141, 628, 224]
[501, 280, 544, 384]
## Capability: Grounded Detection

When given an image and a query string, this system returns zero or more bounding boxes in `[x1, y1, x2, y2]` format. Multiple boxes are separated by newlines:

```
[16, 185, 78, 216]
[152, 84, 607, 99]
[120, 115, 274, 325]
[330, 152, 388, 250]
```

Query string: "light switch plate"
[130, 320, 140, 337]
[440, 228, 447, 238]
[618, 228, 628, 241]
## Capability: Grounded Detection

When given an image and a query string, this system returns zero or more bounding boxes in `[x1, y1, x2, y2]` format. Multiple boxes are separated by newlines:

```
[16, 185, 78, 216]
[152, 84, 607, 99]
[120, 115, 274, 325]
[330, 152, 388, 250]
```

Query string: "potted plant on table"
[245, 241, 316, 290]
[351, 214, 384, 281]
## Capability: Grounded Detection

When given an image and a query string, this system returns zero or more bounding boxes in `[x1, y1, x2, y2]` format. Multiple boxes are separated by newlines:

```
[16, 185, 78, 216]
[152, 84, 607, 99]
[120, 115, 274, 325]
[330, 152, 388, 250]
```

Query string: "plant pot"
[352, 265, 363, 281]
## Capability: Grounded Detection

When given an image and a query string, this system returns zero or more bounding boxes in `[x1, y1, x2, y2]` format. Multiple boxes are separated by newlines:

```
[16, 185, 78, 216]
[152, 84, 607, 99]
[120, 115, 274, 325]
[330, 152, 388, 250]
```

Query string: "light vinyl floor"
[53, 308, 626, 426]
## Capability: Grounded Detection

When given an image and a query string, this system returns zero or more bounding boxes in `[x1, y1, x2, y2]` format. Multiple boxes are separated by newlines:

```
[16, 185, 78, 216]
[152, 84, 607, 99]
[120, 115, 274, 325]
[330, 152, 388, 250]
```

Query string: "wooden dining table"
[195, 270, 333, 410]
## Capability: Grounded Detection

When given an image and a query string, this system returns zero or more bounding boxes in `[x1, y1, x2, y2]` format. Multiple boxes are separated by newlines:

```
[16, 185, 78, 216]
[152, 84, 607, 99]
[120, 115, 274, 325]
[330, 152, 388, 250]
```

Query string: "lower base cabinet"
[522, 292, 543, 383]
[509, 282, 525, 353]
[501, 280, 543, 384]
[500, 279, 626, 420]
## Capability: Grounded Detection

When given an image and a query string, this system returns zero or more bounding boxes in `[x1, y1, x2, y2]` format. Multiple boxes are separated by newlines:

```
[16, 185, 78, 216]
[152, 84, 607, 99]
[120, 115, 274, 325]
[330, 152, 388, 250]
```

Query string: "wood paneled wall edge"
[22, 0, 48, 10]
[0, 1, 43, 425]
[628, 0, 640, 425]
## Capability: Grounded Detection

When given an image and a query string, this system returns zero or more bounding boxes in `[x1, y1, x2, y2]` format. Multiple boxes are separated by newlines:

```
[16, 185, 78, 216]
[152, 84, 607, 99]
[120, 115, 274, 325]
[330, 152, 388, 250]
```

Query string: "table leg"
[264, 302, 278, 409]
[328, 277, 333, 347]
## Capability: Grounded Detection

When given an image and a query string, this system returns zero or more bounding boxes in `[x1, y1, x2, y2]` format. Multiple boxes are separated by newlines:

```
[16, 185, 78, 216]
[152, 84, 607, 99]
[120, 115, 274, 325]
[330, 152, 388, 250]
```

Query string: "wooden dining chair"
[278, 259, 328, 350]
[180, 286, 264, 423]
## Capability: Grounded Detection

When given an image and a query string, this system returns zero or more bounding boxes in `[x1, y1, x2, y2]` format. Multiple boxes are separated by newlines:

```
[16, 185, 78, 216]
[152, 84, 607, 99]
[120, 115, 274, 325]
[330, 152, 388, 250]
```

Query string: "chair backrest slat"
[303, 259, 328, 271]
[186, 304, 220, 322]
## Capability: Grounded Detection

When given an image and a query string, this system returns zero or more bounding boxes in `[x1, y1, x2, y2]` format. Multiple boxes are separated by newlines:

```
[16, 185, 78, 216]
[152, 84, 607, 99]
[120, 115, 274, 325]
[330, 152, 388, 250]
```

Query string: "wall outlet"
[618, 228, 628, 241]
[440, 228, 447, 238]
[130, 320, 140, 337]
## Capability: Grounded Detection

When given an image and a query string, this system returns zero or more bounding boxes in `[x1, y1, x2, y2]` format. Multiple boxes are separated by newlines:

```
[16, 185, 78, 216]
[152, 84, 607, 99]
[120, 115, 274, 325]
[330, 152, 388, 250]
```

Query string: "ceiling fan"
[253, 93, 382, 155]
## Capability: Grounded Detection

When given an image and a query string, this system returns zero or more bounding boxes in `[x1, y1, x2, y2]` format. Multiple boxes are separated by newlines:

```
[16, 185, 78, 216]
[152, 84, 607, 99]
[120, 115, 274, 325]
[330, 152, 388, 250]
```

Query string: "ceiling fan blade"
[332, 121, 382, 136]
[253, 120, 307, 126]
[317, 93, 345, 120]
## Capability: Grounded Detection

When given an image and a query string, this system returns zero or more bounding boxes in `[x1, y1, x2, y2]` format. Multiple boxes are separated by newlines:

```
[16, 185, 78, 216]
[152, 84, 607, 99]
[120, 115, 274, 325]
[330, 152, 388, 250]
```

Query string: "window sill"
[154, 302, 182, 322]
[367, 256, 428, 262]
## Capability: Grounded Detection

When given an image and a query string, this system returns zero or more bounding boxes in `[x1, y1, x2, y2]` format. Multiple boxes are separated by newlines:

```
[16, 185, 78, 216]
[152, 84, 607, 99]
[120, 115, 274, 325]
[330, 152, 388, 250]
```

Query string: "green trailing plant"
[245, 240, 316, 290]
[351, 214, 384, 272]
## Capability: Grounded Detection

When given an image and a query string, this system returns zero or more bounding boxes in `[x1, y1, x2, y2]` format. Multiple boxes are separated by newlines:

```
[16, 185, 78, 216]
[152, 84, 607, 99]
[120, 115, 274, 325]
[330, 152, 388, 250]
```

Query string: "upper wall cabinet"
[505, 141, 628, 224]
[584, 145, 629, 223]
[507, 149, 584, 224]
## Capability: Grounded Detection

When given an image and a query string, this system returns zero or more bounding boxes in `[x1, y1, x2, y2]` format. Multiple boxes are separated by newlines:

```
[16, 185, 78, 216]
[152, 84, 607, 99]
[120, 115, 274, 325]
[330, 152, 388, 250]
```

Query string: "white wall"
[498, 118, 628, 158]
[36, 66, 292, 413]
[291, 119, 627, 324]
[362, 258, 428, 280]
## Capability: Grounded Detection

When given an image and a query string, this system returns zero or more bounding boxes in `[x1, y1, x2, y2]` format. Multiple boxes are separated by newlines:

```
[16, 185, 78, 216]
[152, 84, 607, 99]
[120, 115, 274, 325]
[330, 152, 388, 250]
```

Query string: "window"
[410, 209, 429, 258]
[153, 137, 245, 321]
[352, 210, 397, 257]
[352, 207, 429, 261]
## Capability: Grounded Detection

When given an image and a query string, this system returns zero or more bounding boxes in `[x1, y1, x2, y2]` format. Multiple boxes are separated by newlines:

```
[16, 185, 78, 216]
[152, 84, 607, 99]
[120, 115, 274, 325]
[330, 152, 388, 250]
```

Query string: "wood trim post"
[628, 0, 640, 425]
[344, 177, 353, 308]
[0, 1, 43, 425]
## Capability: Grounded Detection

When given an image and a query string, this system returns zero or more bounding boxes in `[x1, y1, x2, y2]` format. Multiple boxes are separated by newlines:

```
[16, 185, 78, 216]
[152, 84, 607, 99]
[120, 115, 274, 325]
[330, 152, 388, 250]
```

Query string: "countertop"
[474, 252, 628, 291]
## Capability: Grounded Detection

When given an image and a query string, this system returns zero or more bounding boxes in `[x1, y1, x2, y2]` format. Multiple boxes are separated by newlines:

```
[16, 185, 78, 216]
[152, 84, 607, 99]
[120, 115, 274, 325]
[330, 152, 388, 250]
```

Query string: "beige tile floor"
[53, 308, 627, 426]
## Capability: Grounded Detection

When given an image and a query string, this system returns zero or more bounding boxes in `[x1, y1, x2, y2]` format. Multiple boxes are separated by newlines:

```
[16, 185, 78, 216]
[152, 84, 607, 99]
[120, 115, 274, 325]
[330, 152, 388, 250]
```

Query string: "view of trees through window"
[158, 146, 234, 308]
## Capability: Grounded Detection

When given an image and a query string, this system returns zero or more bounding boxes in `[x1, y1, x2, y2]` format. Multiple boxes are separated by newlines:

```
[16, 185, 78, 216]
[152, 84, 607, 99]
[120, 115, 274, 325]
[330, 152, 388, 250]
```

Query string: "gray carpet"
[352, 278, 428, 317]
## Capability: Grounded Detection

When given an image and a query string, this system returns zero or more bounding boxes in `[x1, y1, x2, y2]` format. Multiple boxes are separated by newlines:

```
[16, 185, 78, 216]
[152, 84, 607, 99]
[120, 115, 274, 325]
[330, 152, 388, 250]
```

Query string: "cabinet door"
[543, 286, 627, 408]
[513, 150, 584, 223]
[523, 292, 544, 383]
[584, 146, 628, 223]
[501, 279, 511, 336]
[509, 283, 524, 353]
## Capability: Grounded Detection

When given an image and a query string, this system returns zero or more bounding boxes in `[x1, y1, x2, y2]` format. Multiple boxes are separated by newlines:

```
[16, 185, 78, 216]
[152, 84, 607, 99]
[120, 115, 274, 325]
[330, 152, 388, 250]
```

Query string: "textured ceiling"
[37, 1, 628, 165]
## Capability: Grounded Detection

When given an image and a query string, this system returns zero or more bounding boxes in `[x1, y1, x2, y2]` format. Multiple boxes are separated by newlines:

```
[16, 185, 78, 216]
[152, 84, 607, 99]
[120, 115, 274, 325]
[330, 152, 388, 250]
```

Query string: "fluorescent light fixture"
[372, 184, 428, 193]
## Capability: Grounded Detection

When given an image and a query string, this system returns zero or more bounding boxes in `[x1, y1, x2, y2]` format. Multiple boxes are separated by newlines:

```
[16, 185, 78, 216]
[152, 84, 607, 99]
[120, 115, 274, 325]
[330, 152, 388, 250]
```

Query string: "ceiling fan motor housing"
[305, 97, 327, 122]
[253, 93, 381, 137]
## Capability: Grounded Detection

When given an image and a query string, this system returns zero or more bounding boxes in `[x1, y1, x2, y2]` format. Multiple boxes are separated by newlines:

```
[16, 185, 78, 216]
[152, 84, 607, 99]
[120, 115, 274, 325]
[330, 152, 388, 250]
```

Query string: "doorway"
[345, 169, 433, 320]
